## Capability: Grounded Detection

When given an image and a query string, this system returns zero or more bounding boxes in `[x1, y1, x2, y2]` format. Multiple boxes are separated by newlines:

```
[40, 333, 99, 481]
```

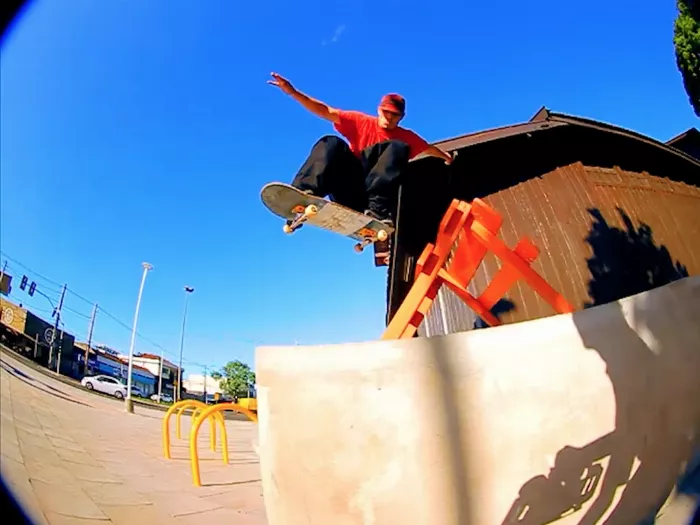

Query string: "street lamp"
[176, 285, 194, 402]
[125, 262, 153, 413]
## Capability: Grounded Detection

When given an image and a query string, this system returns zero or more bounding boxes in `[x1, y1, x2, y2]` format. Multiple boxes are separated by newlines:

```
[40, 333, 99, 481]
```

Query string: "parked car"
[80, 375, 127, 399]
[130, 385, 145, 398]
[150, 393, 173, 403]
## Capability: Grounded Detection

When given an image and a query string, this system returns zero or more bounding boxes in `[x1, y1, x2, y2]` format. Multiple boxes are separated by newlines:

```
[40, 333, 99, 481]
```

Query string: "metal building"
[387, 107, 700, 336]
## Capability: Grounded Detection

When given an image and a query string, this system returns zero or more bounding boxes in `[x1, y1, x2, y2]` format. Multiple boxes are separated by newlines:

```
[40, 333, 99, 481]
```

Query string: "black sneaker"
[364, 210, 393, 267]
[373, 238, 391, 266]
[364, 209, 394, 228]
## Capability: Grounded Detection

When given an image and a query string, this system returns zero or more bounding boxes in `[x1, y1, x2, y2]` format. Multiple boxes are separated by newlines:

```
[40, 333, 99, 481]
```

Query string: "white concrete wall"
[256, 277, 700, 525]
[183, 373, 222, 395]
[131, 357, 160, 377]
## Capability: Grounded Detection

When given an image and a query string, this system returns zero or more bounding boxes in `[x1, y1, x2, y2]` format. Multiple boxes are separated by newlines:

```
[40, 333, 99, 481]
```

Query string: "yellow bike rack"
[162, 400, 226, 460]
[189, 402, 258, 487]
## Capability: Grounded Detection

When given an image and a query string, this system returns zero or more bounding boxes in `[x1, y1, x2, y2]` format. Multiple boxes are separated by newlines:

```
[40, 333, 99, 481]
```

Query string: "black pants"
[291, 135, 411, 220]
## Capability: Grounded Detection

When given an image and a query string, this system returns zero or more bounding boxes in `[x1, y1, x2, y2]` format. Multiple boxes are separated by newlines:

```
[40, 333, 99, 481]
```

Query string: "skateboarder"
[267, 72, 454, 228]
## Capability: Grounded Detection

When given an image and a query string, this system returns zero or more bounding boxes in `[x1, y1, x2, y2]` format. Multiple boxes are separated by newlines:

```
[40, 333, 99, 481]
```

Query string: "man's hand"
[424, 145, 455, 165]
[267, 72, 340, 123]
[268, 72, 296, 95]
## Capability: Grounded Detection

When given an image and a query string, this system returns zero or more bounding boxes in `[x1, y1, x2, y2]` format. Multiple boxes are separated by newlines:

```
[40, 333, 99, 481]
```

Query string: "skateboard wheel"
[283, 224, 293, 234]
[305, 204, 318, 217]
[377, 230, 388, 241]
[354, 243, 364, 253]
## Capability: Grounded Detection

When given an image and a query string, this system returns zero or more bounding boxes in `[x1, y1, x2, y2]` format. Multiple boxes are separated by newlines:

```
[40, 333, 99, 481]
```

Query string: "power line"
[0, 253, 176, 356]
[1, 252, 253, 372]
[3, 289, 53, 314]
[65, 286, 96, 306]
[2, 251, 266, 347]
[63, 305, 92, 319]
[0, 252, 64, 293]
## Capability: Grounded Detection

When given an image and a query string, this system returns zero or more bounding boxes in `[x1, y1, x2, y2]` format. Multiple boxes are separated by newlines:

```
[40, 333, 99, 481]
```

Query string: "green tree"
[674, 0, 700, 116]
[210, 360, 256, 398]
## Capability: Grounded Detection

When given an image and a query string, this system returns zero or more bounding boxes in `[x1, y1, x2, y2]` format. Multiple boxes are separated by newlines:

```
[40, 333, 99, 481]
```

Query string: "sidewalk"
[0, 351, 267, 524]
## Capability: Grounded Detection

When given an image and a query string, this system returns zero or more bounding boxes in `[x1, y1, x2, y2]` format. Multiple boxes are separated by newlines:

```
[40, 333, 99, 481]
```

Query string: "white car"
[81, 375, 127, 399]
[150, 393, 173, 403]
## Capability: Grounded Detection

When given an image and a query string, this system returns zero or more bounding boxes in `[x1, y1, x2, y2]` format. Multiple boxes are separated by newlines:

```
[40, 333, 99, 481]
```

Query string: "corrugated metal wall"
[418, 161, 700, 336]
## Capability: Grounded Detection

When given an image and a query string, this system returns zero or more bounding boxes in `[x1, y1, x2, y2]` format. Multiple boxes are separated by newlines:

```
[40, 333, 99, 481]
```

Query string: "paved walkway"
[0, 349, 267, 524]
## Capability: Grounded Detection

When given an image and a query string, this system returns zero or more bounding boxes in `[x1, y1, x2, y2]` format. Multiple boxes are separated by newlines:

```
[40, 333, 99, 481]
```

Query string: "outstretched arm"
[423, 144, 454, 165]
[268, 72, 340, 124]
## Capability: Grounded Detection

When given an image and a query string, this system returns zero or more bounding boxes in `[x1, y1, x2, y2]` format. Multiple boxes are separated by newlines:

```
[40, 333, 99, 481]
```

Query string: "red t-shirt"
[333, 110, 430, 160]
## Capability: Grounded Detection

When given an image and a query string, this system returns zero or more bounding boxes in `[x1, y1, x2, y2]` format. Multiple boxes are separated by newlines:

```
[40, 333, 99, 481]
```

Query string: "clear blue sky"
[1, 1, 696, 377]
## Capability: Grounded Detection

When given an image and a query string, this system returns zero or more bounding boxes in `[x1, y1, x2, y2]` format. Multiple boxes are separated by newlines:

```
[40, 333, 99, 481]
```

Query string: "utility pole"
[0, 260, 9, 296]
[56, 331, 65, 373]
[157, 349, 165, 402]
[203, 365, 208, 404]
[49, 284, 67, 373]
[84, 303, 98, 375]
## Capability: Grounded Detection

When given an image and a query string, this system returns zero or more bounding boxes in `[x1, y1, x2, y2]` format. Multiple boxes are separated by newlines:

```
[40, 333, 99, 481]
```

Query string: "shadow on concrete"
[0, 357, 92, 408]
[501, 208, 699, 524]
[429, 332, 476, 524]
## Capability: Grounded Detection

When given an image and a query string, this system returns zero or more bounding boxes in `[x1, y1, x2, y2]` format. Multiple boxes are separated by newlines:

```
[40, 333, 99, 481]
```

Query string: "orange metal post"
[470, 222, 574, 314]
[382, 200, 471, 340]
[446, 198, 503, 289]
[477, 238, 540, 313]
[438, 268, 500, 326]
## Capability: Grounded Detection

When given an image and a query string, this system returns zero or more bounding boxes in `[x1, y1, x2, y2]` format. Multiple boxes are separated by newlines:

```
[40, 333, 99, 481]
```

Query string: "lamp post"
[125, 262, 153, 413]
[176, 286, 194, 402]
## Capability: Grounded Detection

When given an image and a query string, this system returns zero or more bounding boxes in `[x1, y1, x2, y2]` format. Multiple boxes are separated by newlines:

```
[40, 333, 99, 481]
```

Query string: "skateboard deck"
[260, 182, 395, 264]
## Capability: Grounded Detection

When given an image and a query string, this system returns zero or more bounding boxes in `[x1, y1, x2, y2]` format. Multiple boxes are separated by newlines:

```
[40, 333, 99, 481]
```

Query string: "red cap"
[379, 93, 406, 116]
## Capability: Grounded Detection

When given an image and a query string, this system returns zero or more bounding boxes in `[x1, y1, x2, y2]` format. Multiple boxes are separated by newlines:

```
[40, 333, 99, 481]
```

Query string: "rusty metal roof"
[415, 106, 700, 169]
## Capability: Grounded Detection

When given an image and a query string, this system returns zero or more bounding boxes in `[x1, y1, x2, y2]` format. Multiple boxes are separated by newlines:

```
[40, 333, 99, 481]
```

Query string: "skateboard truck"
[283, 204, 318, 234]
[353, 229, 388, 253]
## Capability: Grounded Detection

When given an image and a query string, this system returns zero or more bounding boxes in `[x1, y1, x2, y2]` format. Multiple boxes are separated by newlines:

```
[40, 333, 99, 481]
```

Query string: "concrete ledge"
[256, 277, 700, 524]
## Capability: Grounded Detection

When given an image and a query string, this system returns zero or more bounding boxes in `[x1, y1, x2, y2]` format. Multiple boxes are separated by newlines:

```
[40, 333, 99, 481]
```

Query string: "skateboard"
[260, 182, 395, 265]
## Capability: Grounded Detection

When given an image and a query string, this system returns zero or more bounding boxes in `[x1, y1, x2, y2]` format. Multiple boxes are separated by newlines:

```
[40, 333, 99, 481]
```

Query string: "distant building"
[1, 297, 76, 377]
[183, 373, 222, 396]
[74, 342, 156, 395]
[131, 352, 181, 397]
[94, 343, 121, 358]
